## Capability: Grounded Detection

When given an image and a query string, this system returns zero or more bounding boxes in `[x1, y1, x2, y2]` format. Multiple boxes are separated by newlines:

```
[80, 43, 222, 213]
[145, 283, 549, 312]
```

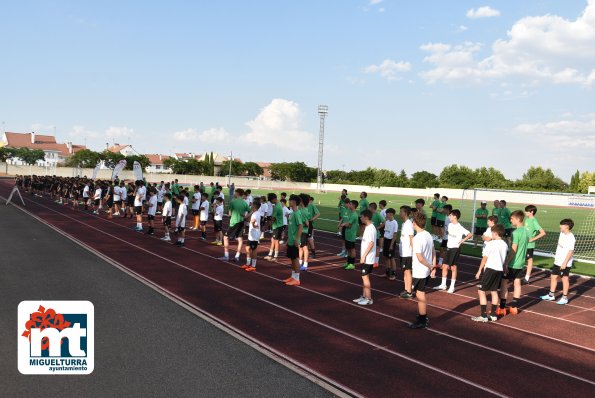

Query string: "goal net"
[457, 188, 595, 264]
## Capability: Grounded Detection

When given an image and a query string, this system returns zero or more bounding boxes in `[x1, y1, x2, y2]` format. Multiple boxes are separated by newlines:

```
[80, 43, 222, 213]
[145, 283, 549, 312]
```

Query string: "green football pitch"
[239, 188, 595, 277]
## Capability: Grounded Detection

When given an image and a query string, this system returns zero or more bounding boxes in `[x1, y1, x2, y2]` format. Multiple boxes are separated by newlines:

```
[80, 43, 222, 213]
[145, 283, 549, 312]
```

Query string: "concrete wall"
[2, 163, 593, 208]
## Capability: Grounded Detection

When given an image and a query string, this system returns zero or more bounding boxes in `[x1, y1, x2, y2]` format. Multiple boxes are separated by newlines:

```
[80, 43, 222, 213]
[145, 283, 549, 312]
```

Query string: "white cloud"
[240, 99, 316, 151]
[466, 6, 500, 19]
[173, 127, 230, 143]
[514, 117, 595, 150]
[68, 125, 98, 138]
[458, 25, 469, 32]
[369, 0, 383, 5]
[421, 1, 595, 86]
[106, 126, 134, 140]
[364, 59, 412, 81]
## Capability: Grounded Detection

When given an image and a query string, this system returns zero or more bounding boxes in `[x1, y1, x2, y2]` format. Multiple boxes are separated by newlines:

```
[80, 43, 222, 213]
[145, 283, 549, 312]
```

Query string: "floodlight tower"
[317, 105, 328, 193]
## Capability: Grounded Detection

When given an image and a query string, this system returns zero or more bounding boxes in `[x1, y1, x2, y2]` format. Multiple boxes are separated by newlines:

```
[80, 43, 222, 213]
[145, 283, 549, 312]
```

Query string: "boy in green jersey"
[219, 188, 250, 262]
[523, 205, 546, 283]
[265, 193, 284, 262]
[337, 189, 349, 229]
[499, 200, 513, 246]
[357, 192, 369, 238]
[497, 210, 529, 316]
[298, 194, 312, 271]
[473, 201, 489, 247]
[339, 200, 359, 270]
[337, 197, 352, 257]
[307, 195, 321, 259]
[429, 193, 441, 239]
[284, 195, 304, 286]
[434, 196, 448, 242]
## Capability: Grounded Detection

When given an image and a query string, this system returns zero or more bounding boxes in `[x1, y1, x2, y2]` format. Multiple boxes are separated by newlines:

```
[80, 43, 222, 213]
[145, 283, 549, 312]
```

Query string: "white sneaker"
[358, 298, 373, 306]
[352, 296, 365, 303]
[556, 297, 568, 305]
[471, 316, 489, 323]
[447, 286, 455, 293]
[540, 294, 555, 301]
[279, 240, 285, 245]
[488, 314, 497, 322]
[433, 285, 447, 290]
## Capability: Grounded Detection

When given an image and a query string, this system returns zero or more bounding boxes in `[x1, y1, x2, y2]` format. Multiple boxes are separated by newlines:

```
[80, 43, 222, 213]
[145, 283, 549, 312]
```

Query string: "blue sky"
[1, 0, 594, 180]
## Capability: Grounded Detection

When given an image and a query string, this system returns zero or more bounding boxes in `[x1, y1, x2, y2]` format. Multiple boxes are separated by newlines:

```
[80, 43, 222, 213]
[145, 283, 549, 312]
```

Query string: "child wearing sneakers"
[284, 195, 304, 286]
[497, 210, 529, 316]
[472, 224, 507, 322]
[369, 203, 385, 267]
[337, 197, 352, 257]
[429, 193, 441, 239]
[540, 219, 575, 305]
[161, 193, 173, 242]
[213, 197, 224, 245]
[437, 204, 452, 270]
[524, 205, 546, 283]
[340, 200, 359, 270]
[352, 210, 376, 306]
[434, 209, 472, 293]
[265, 193, 283, 262]
[175, 194, 187, 247]
[243, 201, 261, 272]
[378, 200, 388, 258]
[399, 206, 415, 298]
[146, 188, 158, 235]
[198, 193, 210, 241]
[408, 212, 436, 329]
[381, 208, 398, 280]
[281, 198, 291, 244]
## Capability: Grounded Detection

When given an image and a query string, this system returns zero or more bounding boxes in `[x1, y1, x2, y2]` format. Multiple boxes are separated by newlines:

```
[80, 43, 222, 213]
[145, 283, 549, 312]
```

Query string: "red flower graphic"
[21, 305, 72, 350]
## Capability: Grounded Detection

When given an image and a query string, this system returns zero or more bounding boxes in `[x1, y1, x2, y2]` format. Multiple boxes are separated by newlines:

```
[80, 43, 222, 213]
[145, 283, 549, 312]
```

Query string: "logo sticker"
[18, 301, 94, 375]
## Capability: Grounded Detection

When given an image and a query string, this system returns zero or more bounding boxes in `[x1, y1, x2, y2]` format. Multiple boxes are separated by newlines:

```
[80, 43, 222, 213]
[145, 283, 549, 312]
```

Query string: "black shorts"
[134, 206, 142, 215]
[474, 227, 487, 236]
[552, 265, 570, 277]
[148, 214, 155, 221]
[114, 200, 122, 206]
[526, 248, 534, 259]
[443, 248, 460, 266]
[177, 226, 185, 232]
[431, 217, 437, 226]
[273, 227, 284, 240]
[225, 223, 244, 239]
[379, 228, 385, 237]
[192, 209, 199, 216]
[157, 201, 163, 207]
[441, 239, 448, 248]
[412, 276, 429, 292]
[361, 263, 374, 276]
[307, 222, 314, 238]
[248, 240, 259, 250]
[478, 269, 503, 292]
[341, 226, 346, 240]
[200, 221, 207, 226]
[400, 256, 413, 270]
[127, 197, 134, 206]
[436, 219, 445, 228]
[214, 220, 223, 232]
[300, 233, 308, 247]
[287, 245, 299, 260]
[382, 240, 396, 258]
[94, 199, 100, 206]
[505, 267, 526, 280]
[106, 199, 113, 208]
[504, 228, 513, 238]
[164, 216, 172, 227]
[345, 240, 356, 250]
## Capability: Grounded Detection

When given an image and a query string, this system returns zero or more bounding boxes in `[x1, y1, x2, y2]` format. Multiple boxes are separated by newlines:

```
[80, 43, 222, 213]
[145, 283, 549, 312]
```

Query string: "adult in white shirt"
[409, 212, 436, 329]
[352, 210, 376, 306]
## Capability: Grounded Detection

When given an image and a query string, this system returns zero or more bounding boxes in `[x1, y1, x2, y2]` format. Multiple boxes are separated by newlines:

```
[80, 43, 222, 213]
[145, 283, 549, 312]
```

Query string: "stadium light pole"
[317, 105, 328, 193]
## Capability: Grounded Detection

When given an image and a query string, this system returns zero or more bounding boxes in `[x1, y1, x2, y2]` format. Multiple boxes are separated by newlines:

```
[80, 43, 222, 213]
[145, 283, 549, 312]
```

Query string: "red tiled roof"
[3, 132, 85, 157]
[107, 144, 130, 153]
[256, 162, 271, 168]
[175, 153, 202, 160]
[145, 154, 171, 165]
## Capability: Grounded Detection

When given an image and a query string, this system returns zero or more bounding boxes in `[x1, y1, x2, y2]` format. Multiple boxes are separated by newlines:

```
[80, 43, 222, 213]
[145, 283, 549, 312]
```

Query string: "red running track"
[3, 181, 594, 398]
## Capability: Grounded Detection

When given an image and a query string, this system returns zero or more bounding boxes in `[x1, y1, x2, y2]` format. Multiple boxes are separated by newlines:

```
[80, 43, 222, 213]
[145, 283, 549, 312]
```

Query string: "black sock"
[418, 314, 427, 321]
[347, 256, 354, 264]
[500, 299, 507, 309]
[511, 298, 519, 307]
[480, 305, 487, 317]
[311, 249, 316, 256]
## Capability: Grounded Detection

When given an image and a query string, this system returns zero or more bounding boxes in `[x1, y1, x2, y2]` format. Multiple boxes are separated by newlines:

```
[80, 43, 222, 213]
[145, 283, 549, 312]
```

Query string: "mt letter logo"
[18, 301, 94, 375]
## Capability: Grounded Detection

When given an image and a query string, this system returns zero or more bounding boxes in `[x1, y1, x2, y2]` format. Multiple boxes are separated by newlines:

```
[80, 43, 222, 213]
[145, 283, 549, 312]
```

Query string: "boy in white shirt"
[408, 212, 436, 329]
[540, 219, 576, 305]
[191, 185, 201, 231]
[242, 201, 261, 272]
[472, 224, 507, 322]
[82, 183, 90, 210]
[259, 196, 268, 239]
[146, 188, 158, 235]
[380, 208, 398, 281]
[113, 182, 122, 216]
[482, 216, 498, 245]
[161, 193, 173, 242]
[280, 198, 291, 244]
[199, 193, 210, 241]
[434, 209, 472, 293]
[175, 194, 188, 247]
[133, 180, 146, 232]
[399, 206, 415, 298]
[212, 197, 224, 246]
[378, 200, 388, 257]
[352, 210, 376, 306]
[92, 185, 102, 214]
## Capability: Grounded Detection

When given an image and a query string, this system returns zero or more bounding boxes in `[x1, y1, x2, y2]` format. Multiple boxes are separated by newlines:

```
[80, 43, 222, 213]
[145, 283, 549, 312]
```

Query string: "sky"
[1, 0, 594, 180]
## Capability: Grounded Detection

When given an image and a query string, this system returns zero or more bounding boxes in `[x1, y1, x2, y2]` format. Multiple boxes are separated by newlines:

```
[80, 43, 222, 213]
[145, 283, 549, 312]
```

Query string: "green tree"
[16, 148, 46, 165]
[439, 164, 476, 188]
[243, 162, 264, 177]
[473, 167, 509, 189]
[100, 151, 125, 169]
[270, 162, 317, 182]
[65, 149, 101, 168]
[124, 154, 151, 170]
[516, 166, 568, 191]
[569, 170, 580, 192]
[577, 171, 594, 193]
[219, 160, 244, 176]
[0, 147, 17, 174]
[373, 168, 398, 187]
[396, 169, 409, 187]
[409, 171, 439, 188]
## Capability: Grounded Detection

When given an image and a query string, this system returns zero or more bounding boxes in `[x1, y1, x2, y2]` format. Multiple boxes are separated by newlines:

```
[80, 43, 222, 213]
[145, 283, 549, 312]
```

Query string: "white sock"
[137, 223, 142, 229]
[246, 257, 251, 264]
[268, 249, 273, 256]
[180, 238, 184, 243]
[450, 279, 456, 288]
[375, 256, 379, 263]
[525, 275, 530, 281]
[303, 262, 308, 268]
[438, 258, 443, 265]
[274, 250, 279, 257]
[291, 271, 300, 281]
[441, 277, 447, 286]
[235, 252, 240, 258]
[252, 259, 257, 267]
[224, 250, 229, 258]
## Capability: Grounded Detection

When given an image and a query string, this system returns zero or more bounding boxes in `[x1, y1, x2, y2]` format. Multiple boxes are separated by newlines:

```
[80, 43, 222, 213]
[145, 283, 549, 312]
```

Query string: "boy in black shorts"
[265, 193, 283, 262]
[540, 219, 575, 305]
[380, 208, 398, 280]
[161, 193, 173, 242]
[472, 225, 507, 322]
[352, 210, 376, 306]
[284, 195, 304, 286]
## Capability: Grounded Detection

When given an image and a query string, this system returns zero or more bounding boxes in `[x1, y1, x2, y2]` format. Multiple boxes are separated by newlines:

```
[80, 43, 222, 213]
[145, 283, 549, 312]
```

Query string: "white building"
[2, 132, 86, 166]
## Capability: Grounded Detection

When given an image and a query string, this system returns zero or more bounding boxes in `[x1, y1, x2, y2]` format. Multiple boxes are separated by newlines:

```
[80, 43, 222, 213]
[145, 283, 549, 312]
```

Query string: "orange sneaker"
[509, 307, 519, 315]
[240, 264, 250, 269]
[283, 277, 293, 283]
[285, 278, 301, 286]
[495, 308, 507, 317]
[373, 262, 379, 268]
[245, 266, 256, 272]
